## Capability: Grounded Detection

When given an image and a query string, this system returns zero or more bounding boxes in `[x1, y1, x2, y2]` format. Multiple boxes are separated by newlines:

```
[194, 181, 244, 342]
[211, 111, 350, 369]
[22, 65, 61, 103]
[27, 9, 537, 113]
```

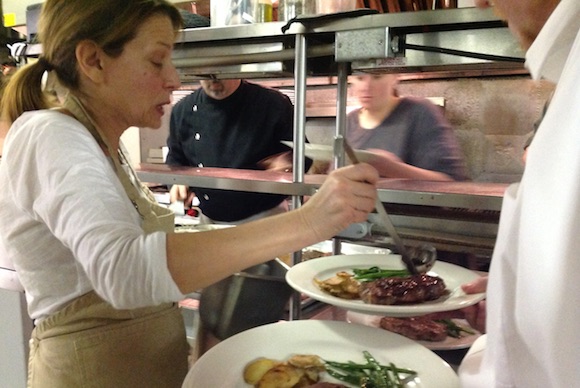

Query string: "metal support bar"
[288, 33, 309, 321]
[333, 62, 350, 169]
[172, 43, 335, 68]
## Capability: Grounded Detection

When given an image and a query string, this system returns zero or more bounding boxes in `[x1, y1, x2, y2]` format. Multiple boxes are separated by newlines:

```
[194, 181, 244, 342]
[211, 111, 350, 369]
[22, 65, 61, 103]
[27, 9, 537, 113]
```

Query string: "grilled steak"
[379, 316, 448, 342]
[358, 274, 448, 305]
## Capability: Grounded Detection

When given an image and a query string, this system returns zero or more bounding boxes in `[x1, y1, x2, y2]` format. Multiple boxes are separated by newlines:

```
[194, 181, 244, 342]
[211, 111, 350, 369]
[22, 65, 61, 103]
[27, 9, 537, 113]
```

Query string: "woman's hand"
[298, 163, 379, 241]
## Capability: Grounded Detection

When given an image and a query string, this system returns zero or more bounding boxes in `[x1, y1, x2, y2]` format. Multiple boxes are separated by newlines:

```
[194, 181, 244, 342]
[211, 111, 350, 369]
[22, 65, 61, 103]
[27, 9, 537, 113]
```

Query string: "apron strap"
[61, 94, 175, 234]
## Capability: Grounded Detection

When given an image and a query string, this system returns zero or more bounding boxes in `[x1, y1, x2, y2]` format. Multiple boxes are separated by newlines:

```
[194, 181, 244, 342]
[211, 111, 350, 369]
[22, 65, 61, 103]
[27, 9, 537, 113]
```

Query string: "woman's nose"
[166, 64, 181, 90]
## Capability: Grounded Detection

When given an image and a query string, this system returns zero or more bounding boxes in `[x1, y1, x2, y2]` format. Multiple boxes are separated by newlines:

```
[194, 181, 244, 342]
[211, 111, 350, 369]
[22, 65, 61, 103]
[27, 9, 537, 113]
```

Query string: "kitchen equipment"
[340, 138, 437, 274]
[199, 258, 293, 340]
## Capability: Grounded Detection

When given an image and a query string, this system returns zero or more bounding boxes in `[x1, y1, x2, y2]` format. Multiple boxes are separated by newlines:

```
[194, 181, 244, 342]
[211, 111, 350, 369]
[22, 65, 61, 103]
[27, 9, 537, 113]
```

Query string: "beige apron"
[27, 95, 189, 387]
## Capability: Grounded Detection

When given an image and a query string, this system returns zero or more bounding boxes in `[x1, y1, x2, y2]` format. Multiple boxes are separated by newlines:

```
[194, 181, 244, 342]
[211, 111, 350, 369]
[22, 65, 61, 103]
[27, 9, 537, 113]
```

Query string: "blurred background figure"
[166, 78, 311, 224]
[345, 73, 468, 181]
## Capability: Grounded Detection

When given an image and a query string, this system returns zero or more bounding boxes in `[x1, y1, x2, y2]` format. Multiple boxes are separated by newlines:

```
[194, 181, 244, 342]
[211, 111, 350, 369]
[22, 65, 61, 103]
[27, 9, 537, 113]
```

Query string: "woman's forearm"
[166, 163, 379, 294]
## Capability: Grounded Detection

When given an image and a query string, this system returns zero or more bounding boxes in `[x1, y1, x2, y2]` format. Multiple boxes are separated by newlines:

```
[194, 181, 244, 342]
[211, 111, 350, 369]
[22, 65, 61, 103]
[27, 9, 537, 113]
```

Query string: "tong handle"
[340, 138, 419, 275]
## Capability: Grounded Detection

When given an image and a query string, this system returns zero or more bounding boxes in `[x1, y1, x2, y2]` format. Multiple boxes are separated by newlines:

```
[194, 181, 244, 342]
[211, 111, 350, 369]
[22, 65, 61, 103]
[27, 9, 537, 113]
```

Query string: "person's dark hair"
[1, 0, 183, 123]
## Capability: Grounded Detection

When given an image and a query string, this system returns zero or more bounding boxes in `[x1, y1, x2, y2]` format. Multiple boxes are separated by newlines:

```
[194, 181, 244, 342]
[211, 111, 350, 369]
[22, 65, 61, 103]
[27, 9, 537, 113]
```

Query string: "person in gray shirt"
[346, 73, 468, 181]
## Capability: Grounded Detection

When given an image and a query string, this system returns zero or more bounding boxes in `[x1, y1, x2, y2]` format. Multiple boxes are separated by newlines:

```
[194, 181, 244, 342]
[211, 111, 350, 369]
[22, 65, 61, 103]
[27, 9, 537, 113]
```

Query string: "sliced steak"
[358, 274, 448, 305]
[379, 316, 447, 342]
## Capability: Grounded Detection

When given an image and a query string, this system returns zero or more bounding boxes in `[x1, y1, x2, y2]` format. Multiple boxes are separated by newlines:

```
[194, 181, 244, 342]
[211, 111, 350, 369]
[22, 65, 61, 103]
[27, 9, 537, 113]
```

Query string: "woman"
[347, 73, 468, 181]
[0, 1, 378, 386]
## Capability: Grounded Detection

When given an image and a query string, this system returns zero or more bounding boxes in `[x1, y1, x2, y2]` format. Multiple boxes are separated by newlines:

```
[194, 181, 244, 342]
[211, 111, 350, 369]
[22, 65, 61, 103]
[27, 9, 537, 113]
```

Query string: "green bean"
[363, 351, 390, 388]
[389, 363, 402, 386]
[325, 368, 366, 385]
[324, 360, 372, 371]
[352, 267, 410, 281]
[324, 351, 417, 387]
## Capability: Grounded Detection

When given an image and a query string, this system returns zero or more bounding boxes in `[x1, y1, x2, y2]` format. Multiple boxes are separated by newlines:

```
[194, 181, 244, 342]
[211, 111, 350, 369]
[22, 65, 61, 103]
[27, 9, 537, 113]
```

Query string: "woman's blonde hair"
[1, 0, 183, 123]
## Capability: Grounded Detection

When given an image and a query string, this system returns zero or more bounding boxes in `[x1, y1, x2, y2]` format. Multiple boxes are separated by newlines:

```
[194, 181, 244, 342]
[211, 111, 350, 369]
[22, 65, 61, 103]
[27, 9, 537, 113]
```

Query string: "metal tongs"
[339, 138, 437, 275]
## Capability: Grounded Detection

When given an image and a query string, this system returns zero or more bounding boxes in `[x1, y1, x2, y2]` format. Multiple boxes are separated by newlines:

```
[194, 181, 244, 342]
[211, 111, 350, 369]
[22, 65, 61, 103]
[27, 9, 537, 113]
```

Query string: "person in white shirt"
[0, 0, 379, 386]
[458, 0, 580, 386]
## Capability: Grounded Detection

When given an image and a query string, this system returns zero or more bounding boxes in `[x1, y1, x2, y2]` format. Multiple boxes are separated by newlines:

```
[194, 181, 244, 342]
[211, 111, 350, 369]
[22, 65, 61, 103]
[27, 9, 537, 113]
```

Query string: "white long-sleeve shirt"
[459, 0, 580, 386]
[0, 110, 184, 323]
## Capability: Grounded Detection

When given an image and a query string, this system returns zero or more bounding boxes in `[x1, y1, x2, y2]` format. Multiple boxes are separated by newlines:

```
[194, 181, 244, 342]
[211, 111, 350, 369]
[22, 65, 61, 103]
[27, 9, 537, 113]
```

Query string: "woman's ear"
[75, 40, 105, 83]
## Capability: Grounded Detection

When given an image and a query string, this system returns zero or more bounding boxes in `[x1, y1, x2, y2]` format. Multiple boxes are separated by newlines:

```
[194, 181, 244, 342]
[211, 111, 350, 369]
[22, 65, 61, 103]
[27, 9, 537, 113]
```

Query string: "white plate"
[346, 311, 482, 351]
[183, 320, 459, 388]
[281, 141, 375, 163]
[285, 254, 485, 317]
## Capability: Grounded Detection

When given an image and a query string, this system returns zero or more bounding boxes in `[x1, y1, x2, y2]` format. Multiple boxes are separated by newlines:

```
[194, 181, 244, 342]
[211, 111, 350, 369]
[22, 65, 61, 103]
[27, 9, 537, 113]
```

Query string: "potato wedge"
[243, 358, 282, 385]
[256, 364, 303, 388]
[287, 354, 324, 370]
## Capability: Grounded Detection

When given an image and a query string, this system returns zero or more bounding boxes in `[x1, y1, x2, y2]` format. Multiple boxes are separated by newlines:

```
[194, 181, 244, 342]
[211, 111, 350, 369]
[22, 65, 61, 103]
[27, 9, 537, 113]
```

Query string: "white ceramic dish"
[285, 254, 486, 317]
[281, 141, 375, 163]
[346, 311, 482, 351]
[183, 320, 459, 388]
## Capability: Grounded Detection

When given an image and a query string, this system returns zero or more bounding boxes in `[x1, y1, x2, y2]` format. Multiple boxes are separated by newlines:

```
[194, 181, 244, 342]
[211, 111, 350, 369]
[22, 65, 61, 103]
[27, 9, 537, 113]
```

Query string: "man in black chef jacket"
[166, 78, 311, 224]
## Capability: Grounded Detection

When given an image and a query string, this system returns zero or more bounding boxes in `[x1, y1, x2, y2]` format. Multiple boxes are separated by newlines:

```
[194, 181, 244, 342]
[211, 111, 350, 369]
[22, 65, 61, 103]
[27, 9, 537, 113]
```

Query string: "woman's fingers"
[300, 163, 379, 239]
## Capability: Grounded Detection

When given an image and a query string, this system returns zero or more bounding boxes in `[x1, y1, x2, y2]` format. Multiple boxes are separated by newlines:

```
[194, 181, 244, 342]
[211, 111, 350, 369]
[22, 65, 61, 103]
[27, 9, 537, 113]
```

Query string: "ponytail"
[0, 59, 56, 124]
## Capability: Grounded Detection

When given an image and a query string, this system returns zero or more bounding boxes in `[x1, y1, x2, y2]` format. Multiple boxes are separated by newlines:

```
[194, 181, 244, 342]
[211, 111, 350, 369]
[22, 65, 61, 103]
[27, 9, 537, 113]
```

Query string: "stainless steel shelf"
[173, 8, 525, 80]
[136, 164, 320, 197]
[136, 164, 506, 211]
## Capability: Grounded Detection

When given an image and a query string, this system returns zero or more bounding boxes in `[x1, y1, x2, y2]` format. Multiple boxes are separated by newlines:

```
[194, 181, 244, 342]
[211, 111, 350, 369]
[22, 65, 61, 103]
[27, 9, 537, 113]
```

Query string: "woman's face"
[350, 73, 397, 111]
[98, 14, 180, 130]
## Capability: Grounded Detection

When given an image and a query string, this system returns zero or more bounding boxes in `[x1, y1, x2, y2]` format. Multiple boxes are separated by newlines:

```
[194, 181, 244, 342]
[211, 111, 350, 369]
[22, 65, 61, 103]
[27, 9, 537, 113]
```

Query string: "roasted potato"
[243, 354, 326, 387]
[287, 354, 325, 370]
[314, 271, 361, 299]
[243, 357, 282, 385]
[256, 364, 303, 388]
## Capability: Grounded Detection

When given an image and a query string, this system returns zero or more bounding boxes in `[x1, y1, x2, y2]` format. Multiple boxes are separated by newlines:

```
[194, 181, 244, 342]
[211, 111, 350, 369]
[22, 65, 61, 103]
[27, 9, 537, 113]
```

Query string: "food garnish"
[435, 318, 476, 338]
